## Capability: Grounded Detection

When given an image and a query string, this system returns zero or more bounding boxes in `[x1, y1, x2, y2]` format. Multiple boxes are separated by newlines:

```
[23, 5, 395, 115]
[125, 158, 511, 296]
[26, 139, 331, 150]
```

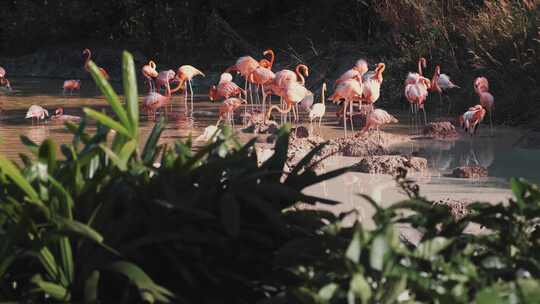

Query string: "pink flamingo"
[217, 97, 247, 127]
[83, 49, 110, 80]
[25, 105, 49, 124]
[209, 73, 246, 101]
[270, 64, 309, 122]
[142, 60, 158, 93]
[226, 56, 260, 104]
[405, 76, 431, 126]
[63, 80, 81, 95]
[266, 80, 312, 124]
[51, 107, 81, 122]
[430, 65, 460, 114]
[474, 77, 494, 130]
[0, 66, 12, 91]
[329, 78, 364, 136]
[155, 70, 176, 94]
[335, 59, 369, 87]
[141, 81, 182, 120]
[405, 57, 427, 85]
[459, 105, 486, 136]
[362, 63, 385, 110]
[356, 108, 398, 143]
[249, 51, 276, 112]
[176, 65, 205, 113]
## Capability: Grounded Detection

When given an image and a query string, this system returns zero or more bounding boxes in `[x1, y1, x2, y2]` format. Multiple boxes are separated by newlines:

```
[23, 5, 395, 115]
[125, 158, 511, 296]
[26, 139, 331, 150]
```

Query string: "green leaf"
[0, 154, 43, 207]
[20, 135, 39, 154]
[370, 234, 389, 271]
[142, 118, 165, 164]
[318, 283, 339, 301]
[476, 286, 507, 304]
[84, 270, 100, 304]
[122, 51, 139, 136]
[38, 139, 57, 173]
[412, 237, 453, 260]
[87, 61, 130, 129]
[59, 236, 74, 285]
[511, 177, 526, 210]
[346, 227, 362, 263]
[350, 273, 371, 303]
[37, 246, 68, 286]
[84, 108, 131, 138]
[31, 275, 70, 301]
[55, 217, 104, 244]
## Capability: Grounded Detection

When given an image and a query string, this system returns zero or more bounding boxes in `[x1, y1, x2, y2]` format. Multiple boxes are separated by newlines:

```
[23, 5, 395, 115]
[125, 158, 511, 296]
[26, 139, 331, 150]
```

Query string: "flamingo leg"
[343, 101, 348, 137]
[189, 80, 194, 113]
[349, 99, 354, 133]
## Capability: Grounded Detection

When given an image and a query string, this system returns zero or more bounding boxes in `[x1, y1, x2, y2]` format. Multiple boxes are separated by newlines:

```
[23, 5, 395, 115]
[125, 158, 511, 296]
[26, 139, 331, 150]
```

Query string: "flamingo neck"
[418, 59, 424, 76]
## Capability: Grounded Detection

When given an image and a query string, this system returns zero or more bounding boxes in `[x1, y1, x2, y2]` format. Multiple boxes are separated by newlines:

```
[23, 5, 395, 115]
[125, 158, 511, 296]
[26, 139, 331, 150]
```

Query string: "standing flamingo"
[329, 78, 364, 136]
[405, 57, 427, 85]
[474, 77, 495, 130]
[216, 97, 247, 127]
[226, 56, 260, 104]
[430, 65, 460, 114]
[266, 80, 312, 124]
[459, 105, 486, 136]
[0, 66, 12, 91]
[63, 80, 81, 95]
[209, 73, 246, 101]
[356, 108, 398, 143]
[405, 76, 431, 126]
[51, 107, 81, 122]
[270, 64, 309, 122]
[83, 49, 110, 80]
[362, 63, 385, 110]
[176, 65, 205, 113]
[308, 83, 327, 134]
[249, 49, 276, 111]
[25, 105, 49, 124]
[155, 70, 176, 94]
[141, 80, 182, 120]
[142, 60, 159, 93]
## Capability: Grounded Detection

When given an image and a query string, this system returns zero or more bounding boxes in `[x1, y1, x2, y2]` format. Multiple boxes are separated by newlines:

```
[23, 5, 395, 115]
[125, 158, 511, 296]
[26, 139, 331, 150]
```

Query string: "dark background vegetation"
[0, 0, 538, 124]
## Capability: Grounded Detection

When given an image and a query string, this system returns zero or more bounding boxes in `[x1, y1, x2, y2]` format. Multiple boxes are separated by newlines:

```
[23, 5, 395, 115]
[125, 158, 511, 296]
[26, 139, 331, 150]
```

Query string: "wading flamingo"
[270, 64, 309, 122]
[63, 80, 81, 95]
[335, 59, 369, 87]
[430, 65, 460, 114]
[176, 65, 205, 112]
[405, 76, 431, 126]
[142, 60, 158, 93]
[25, 105, 49, 124]
[226, 56, 260, 104]
[356, 108, 398, 143]
[51, 107, 81, 122]
[266, 80, 312, 124]
[459, 105, 486, 136]
[474, 77, 489, 94]
[308, 83, 327, 133]
[216, 97, 247, 127]
[209, 73, 246, 101]
[249, 50, 276, 111]
[83, 49, 109, 79]
[329, 78, 364, 136]
[142, 80, 182, 120]
[0, 66, 12, 91]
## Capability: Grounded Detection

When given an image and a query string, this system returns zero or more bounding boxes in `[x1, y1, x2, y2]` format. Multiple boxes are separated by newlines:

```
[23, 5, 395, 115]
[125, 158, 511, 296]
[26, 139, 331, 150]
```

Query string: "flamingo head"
[82, 49, 90, 57]
[375, 63, 386, 81]
[420, 57, 427, 68]
[55, 107, 64, 116]
[435, 65, 441, 75]
[219, 72, 233, 83]
[263, 49, 275, 67]
[259, 59, 271, 69]
[354, 59, 369, 74]
[209, 86, 218, 102]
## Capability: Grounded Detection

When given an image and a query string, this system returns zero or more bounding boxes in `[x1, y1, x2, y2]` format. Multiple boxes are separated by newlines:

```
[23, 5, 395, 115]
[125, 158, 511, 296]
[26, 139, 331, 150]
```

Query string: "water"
[3, 78, 540, 220]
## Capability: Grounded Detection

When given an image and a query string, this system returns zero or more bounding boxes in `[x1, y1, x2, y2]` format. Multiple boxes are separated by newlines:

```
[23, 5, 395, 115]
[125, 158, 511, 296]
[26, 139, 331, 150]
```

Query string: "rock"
[352, 155, 427, 175]
[242, 120, 279, 134]
[291, 126, 310, 138]
[451, 166, 488, 178]
[422, 122, 459, 139]
[286, 136, 337, 172]
[433, 198, 470, 220]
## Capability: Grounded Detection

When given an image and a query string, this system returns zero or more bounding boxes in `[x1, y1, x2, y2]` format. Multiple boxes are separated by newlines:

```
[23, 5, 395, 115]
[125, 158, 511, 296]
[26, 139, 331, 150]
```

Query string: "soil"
[422, 122, 459, 140]
[450, 166, 488, 178]
[353, 155, 427, 175]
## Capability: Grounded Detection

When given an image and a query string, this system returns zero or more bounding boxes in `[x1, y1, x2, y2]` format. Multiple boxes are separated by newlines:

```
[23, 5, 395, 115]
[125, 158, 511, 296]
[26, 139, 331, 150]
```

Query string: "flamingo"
[356, 108, 398, 143]
[249, 50, 276, 111]
[430, 65, 460, 114]
[51, 107, 81, 122]
[308, 83, 327, 134]
[216, 97, 247, 127]
[155, 70, 176, 94]
[474, 77, 495, 130]
[83, 49, 110, 80]
[62, 80, 81, 95]
[142, 60, 158, 93]
[176, 65, 205, 113]
[405, 57, 427, 85]
[226, 56, 260, 104]
[362, 63, 385, 110]
[329, 78, 363, 136]
[209, 73, 246, 101]
[334, 59, 369, 87]
[459, 105, 486, 136]
[270, 64, 309, 122]
[25, 105, 49, 124]
[405, 76, 431, 126]
[0, 66, 12, 91]
[141, 80, 182, 120]
[266, 80, 312, 124]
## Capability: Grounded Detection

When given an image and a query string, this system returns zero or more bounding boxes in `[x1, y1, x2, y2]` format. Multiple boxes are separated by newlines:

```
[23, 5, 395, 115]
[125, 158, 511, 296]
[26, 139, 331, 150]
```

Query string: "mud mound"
[353, 155, 427, 175]
[451, 166, 488, 178]
[422, 122, 459, 139]
[286, 136, 337, 172]
[433, 198, 471, 220]
[241, 119, 279, 134]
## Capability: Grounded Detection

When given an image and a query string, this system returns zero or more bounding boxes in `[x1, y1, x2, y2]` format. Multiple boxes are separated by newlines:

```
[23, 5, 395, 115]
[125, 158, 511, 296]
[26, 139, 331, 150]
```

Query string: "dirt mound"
[433, 198, 471, 220]
[422, 122, 459, 139]
[241, 113, 279, 134]
[451, 166, 488, 178]
[353, 155, 427, 175]
[285, 136, 337, 172]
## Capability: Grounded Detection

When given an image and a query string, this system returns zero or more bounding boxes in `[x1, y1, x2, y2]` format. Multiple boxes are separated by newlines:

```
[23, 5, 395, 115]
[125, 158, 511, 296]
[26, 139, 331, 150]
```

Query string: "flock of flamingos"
[0, 48, 495, 140]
